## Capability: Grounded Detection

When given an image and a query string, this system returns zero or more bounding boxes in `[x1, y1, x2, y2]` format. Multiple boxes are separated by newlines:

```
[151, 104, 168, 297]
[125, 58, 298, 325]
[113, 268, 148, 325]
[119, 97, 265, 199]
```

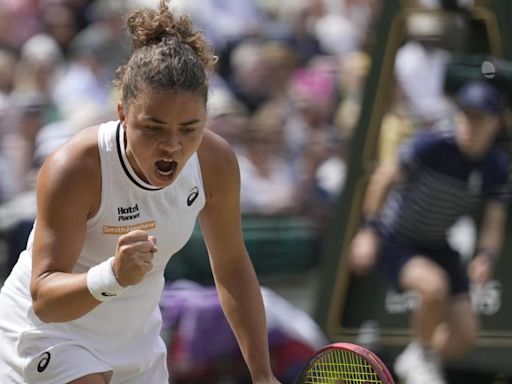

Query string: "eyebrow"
[141, 115, 203, 126]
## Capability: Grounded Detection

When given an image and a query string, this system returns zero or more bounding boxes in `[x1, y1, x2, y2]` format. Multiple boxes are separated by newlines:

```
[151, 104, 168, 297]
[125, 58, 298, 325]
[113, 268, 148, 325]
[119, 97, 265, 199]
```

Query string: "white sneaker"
[405, 349, 446, 384]
[394, 342, 447, 384]
[394, 342, 422, 380]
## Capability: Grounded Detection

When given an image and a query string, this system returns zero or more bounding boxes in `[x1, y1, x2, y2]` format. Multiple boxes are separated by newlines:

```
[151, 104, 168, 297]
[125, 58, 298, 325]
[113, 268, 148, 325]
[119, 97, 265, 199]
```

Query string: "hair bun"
[125, 0, 216, 71]
[127, 6, 176, 50]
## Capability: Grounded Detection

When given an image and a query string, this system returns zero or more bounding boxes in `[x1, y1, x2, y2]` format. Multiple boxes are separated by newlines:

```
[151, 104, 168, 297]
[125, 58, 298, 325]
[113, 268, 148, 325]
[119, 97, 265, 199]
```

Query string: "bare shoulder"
[37, 125, 102, 217]
[41, 125, 100, 182]
[197, 129, 240, 202]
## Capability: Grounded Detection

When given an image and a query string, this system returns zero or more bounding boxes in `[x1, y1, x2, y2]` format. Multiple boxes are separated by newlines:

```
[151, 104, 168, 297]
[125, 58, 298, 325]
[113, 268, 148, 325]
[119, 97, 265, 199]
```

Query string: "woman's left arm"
[198, 131, 279, 384]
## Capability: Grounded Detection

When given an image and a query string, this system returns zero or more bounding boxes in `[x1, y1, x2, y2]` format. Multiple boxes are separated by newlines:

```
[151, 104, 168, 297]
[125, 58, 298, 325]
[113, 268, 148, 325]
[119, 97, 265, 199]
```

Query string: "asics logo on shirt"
[187, 187, 199, 207]
[37, 352, 51, 373]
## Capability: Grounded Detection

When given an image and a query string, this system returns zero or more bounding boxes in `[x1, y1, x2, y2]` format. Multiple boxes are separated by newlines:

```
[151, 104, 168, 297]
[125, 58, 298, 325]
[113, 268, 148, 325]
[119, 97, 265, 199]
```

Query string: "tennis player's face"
[117, 87, 207, 188]
[455, 108, 501, 159]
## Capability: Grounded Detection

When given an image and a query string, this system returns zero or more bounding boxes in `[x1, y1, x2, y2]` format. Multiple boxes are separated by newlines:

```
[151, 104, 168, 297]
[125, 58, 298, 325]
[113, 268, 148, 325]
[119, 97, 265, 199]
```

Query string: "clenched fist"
[112, 230, 158, 287]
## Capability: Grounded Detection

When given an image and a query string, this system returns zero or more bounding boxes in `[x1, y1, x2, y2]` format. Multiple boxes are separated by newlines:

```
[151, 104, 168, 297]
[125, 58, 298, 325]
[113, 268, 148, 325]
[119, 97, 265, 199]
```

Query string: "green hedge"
[164, 216, 321, 283]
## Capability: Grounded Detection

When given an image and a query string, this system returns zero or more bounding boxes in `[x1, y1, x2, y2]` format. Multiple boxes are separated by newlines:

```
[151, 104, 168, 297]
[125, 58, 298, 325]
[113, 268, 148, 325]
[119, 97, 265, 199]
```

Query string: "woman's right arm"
[30, 127, 104, 323]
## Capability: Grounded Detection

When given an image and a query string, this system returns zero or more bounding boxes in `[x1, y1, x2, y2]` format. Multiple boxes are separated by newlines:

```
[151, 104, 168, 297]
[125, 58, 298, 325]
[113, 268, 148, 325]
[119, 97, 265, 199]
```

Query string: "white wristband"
[87, 257, 129, 302]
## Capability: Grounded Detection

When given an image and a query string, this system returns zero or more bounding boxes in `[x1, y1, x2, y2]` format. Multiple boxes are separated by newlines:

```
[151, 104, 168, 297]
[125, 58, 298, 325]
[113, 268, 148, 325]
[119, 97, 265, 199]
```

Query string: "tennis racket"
[294, 342, 395, 384]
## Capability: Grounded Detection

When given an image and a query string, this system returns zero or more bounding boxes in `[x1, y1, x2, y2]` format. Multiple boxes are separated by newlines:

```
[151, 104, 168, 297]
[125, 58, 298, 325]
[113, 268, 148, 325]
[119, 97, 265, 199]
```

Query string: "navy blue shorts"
[376, 231, 469, 296]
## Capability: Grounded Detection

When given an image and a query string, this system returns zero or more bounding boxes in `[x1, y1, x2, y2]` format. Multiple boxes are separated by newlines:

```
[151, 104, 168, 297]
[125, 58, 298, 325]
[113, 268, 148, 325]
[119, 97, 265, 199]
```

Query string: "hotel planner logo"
[117, 203, 140, 221]
[103, 203, 156, 234]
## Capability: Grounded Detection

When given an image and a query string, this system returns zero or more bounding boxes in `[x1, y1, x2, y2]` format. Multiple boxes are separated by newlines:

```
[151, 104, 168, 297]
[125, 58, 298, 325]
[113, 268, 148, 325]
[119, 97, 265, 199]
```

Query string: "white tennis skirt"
[0, 289, 169, 384]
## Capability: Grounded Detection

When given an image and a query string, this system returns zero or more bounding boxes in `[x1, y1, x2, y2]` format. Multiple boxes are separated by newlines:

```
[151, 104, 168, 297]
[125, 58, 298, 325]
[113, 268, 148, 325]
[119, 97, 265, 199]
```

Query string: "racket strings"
[303, 349, 383, 383]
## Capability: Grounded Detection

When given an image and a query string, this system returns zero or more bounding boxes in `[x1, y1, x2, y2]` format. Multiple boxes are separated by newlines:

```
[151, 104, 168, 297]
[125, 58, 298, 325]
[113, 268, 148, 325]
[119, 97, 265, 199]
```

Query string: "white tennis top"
[1, 120, 205, 368]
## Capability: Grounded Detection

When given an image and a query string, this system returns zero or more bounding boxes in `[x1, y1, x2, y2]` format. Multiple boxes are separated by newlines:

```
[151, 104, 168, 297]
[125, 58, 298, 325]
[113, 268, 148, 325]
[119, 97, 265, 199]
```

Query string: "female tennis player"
[0, 2, 280, 383]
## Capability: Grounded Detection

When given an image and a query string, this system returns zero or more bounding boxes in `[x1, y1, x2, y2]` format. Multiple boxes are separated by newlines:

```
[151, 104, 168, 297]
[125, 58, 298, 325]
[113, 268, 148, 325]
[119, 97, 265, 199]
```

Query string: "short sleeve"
[482, 149, 512, 205]
[398, 132, 442, 179]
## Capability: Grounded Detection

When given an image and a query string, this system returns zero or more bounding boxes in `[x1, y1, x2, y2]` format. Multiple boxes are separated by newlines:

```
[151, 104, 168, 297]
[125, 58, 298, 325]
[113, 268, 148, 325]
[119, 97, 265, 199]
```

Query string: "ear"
[117, 102, 127, 127]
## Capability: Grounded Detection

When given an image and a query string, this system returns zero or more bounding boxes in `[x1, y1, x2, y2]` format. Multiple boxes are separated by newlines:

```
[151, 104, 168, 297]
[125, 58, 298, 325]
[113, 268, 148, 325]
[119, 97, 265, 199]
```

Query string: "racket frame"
[294, 342, 395, 384]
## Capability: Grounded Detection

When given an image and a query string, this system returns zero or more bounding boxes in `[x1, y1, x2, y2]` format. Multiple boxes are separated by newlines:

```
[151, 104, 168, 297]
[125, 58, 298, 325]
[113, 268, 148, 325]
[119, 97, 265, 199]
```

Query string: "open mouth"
[155, 159, 177, 176]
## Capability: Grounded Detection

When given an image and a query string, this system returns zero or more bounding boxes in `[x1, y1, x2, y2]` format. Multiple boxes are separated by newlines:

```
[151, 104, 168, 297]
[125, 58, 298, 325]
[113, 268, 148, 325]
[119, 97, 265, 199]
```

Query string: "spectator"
[0, 91, 49, 276]
[284, 65, 343, 214]
[206, 87, 248, 150]
[314, 0, 372, 55]
[377, 84, 415, 164]
[261, 40, 299, 100]
[0, 48, 17, 97]
[394, 12, 465, 131]
[41, 2, 80, 55]
[52, 24, 115, 120]
[237, 102, 298, 215]
[226, 39, 273, 113]
[172, 0, 265, 51]
[14, 33, 63, 103]
[335, 51, 371, 139]
[274, 0, 324, 64]
[0, 0, 42, 50]
[2, 91, 50, 195]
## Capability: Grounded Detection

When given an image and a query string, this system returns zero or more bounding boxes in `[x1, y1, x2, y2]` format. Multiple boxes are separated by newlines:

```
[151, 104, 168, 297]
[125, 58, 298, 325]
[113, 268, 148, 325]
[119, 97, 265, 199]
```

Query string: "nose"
[160, 133, 181, 152]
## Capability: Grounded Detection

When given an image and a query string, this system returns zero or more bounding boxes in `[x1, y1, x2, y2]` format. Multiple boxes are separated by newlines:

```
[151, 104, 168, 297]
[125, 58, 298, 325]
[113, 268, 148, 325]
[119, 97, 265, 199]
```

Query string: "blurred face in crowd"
[207, 113, 247, 145]
[0, 50, 16, 93]
[43, 4, 78, 51]
[117, 87, 207, 188]
[454, 108, 502, 159]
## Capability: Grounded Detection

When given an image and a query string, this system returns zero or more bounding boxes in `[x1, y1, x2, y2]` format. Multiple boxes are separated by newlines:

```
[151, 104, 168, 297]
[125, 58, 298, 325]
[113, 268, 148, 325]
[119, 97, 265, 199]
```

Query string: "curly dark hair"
[114, 0, 217, 107]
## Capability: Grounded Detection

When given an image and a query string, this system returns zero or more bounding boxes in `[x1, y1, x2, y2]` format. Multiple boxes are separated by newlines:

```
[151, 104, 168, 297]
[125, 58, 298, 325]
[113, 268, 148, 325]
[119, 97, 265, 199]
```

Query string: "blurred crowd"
[0, 0, 382, 213]
[0, 0, 506, 276]
[0, 0, 384, 276]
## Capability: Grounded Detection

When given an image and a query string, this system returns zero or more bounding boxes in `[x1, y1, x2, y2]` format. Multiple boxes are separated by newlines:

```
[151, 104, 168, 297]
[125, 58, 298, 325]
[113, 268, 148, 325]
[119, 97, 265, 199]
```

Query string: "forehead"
[128, 87, 207, 117]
